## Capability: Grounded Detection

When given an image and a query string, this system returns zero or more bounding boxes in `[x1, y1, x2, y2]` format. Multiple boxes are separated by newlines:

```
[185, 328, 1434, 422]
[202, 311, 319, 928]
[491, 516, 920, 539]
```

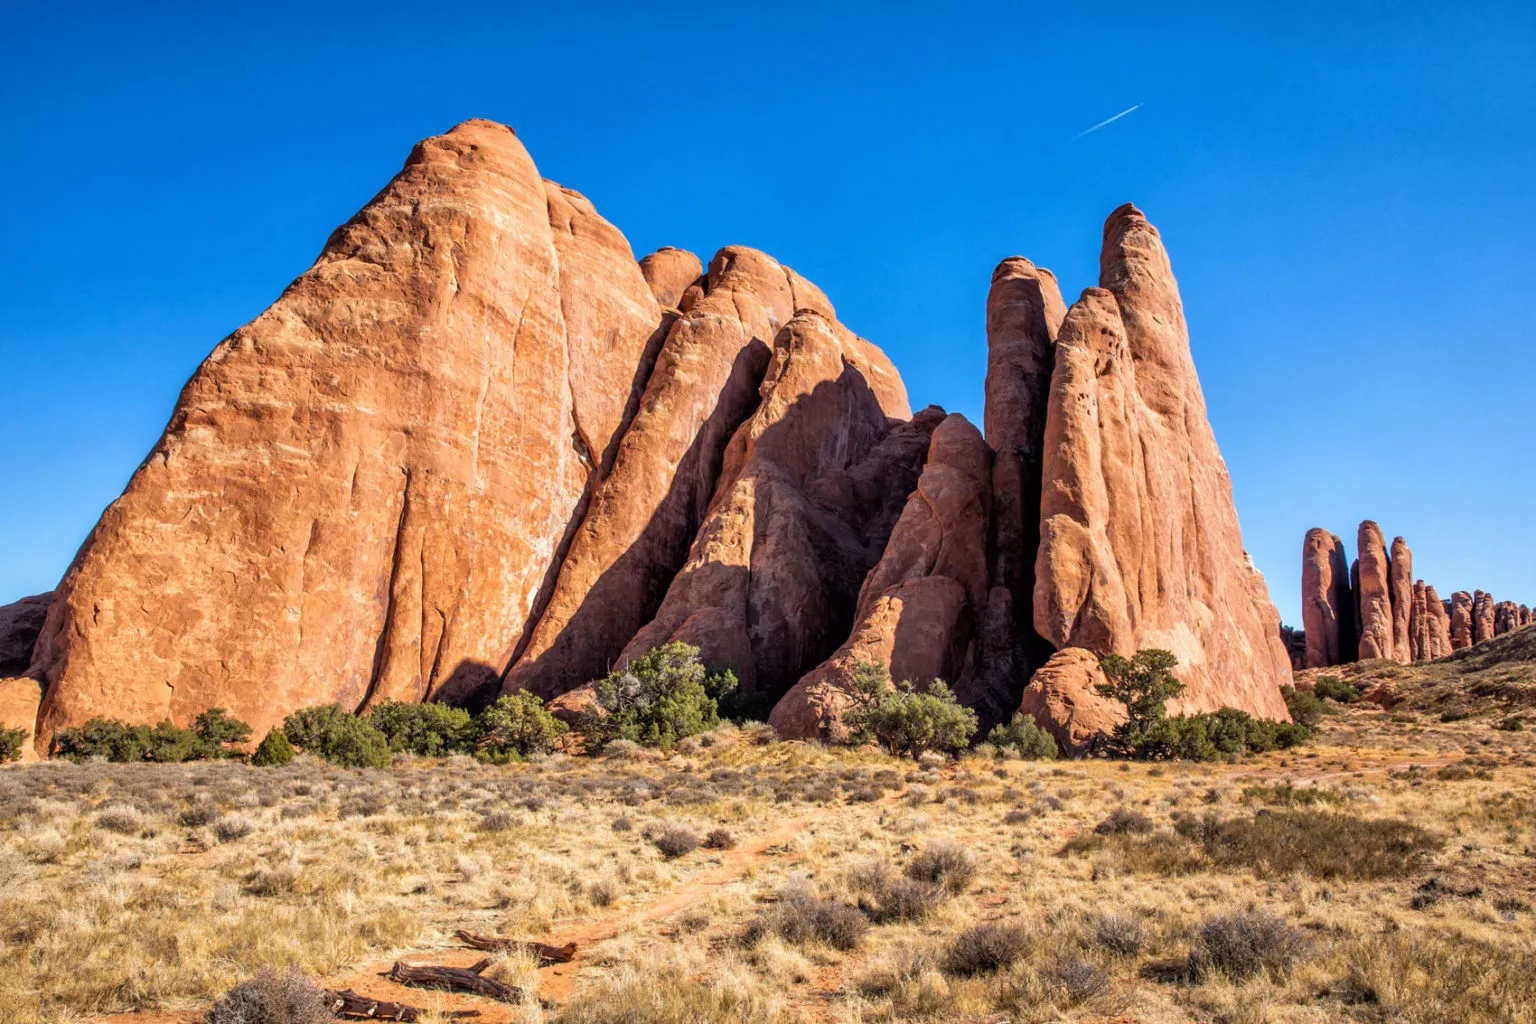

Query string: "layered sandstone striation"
[19, 120, 1300, 755]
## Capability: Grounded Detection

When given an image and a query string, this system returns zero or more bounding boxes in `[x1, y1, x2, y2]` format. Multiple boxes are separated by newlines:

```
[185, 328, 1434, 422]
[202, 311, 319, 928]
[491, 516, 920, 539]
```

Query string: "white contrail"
[1074, 103, 1143, 139]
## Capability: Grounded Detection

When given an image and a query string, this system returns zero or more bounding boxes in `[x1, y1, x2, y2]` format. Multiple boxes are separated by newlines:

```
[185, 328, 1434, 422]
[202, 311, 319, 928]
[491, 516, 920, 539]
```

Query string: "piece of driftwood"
[385, 959, 522, 1002]
[453, 929, 577, 963]
[324, 987, 481, 1020]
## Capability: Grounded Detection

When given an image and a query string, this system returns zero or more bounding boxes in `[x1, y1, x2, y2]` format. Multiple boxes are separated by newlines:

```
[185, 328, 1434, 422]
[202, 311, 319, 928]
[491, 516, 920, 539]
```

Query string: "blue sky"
[1, 1, 1532, 624]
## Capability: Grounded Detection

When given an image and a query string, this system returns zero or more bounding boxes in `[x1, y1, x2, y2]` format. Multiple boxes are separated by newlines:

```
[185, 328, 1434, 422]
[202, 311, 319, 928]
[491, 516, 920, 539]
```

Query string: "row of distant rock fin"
[1282, 521, 1532, 671]
[0, 118, 1293, 760]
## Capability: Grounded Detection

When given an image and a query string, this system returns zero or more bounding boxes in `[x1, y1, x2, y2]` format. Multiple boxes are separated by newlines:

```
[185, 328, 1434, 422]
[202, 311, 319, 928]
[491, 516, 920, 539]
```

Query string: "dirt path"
[318, 795, 870, 1019]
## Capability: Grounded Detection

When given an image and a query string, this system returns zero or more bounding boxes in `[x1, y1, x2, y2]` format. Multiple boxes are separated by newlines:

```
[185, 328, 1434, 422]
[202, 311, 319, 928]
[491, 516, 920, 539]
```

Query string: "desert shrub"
[192, 707, 253, 757]
[840, 661, 977, 760]
[475, 691, 567, 762]
[1282, 685, 1327, 728]
[1092, 913, 1145, 957]
[611, 815, 633, 832]
[588, 878, 618, 907]
[703, 827, 737, 850]
[1496, 715, 1525, 731]
[579, 642, 737, 752]
[1097, 649, 1183, 740]
[1095, 807, 1154, 835]
[478, 810, 516, 832]
[366, 698, 475, 756]
[905, 841, 976, 893]
[208, 967, 331, 1024]
[251, 728, 295, 767]
[95, 804, 142, 834]
[866, 877, 940, 923]
[1003, 807, 1032, 825]
[1042, 954, 1110, 1002]
[214, 815, 255, 842]
[654, 827, 701, 859]
[1131, 706, 1311, 761]
[178, 801, 219, 827]
[0, 725, 29, 763]
[745, 884, 869, 950]
[987, 716, 1059, 759]
[281, 704, 391, 769]
[1176, 810, 1442, 880]
[1314, 675, 1357, 702]
[942, 923, 1030, 976]
[1190, 910, 1308, 980]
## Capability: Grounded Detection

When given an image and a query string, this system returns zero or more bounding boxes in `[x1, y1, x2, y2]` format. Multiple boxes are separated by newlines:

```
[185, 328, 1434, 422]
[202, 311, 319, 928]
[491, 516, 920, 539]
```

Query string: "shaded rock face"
[1301, 531, 1352, 668]
[770, 414, 991, 739]
[1451, 591, 1475, 650]
[614, 310, 923, 707]
[505, 247, 802, 701]
[983, 257, 1066, 697]
[0, 593, 52, 676]
[1029, 205, 1291, 722]
[1280, 625, 1307, 671]
[1355, 522, 1395, 661]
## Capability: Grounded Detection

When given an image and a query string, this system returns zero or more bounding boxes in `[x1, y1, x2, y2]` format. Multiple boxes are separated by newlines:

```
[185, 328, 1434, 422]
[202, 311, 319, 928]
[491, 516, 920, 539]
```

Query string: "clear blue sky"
[2, 1, 1532, 625]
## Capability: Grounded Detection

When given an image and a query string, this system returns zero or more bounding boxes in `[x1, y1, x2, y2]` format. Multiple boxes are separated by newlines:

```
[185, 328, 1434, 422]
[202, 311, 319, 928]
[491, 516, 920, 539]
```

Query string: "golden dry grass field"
[2, 688, 1534, 1024]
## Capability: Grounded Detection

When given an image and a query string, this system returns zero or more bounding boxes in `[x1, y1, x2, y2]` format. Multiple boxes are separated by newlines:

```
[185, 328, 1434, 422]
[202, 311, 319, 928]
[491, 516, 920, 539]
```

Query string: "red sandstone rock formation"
[1026, 204, 1292, 738]
[637, 247, 703, 309]
[1450, 591, 1475, 650]
[0, 593, 51, 676]
[1301, 530, 1352, 668]
[30, 120, 667, 746]
[0, 676, 42, 762]
[1494, 601, 1519, 636]
[982, 257, 1066, 696]
[504, 247, 820, 701]
[1473, 590, 1495, 644]
[1017, 648, 1127, 756]
[1409, 581, 1428, 662]
[770, 414, 991, 739]
[20, 120, 1305, 755]
[1354, 522, 1395, 661]
[1388, 537, 1413, 664]
[615, 310, 924, 706]
[1423, 584, 1452, 660]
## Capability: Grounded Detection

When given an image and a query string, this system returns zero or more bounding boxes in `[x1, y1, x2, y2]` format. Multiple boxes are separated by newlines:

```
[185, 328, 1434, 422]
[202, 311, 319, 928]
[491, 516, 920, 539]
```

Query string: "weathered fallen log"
[325, 987, 481, 1020]
[385, 959, 522, 1003]
[453, 930, 577, 963]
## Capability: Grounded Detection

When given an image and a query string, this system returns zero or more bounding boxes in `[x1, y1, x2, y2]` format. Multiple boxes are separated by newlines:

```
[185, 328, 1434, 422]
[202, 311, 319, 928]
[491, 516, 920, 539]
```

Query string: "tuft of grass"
[1092, 912, 1146, 957]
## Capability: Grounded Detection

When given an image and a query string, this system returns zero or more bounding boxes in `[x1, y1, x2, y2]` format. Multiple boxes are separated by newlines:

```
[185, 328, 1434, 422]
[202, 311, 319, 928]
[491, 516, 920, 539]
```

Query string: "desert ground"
[3, 652, 1535, 1024]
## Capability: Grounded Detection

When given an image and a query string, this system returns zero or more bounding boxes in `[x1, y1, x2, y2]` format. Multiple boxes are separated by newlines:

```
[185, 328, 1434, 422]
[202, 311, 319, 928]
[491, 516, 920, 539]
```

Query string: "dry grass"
[1, 689, 1534, 1024]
